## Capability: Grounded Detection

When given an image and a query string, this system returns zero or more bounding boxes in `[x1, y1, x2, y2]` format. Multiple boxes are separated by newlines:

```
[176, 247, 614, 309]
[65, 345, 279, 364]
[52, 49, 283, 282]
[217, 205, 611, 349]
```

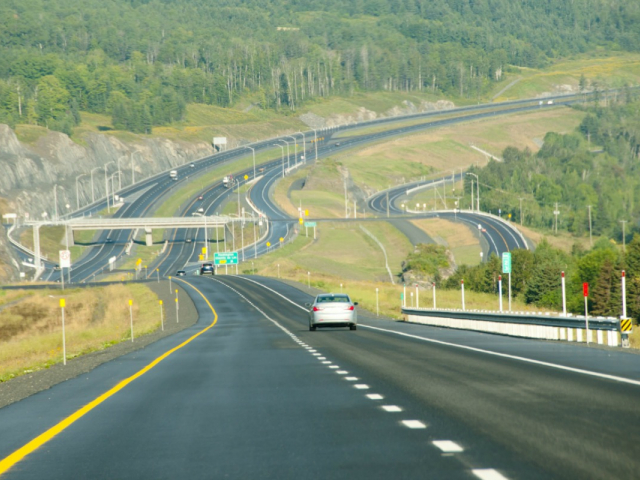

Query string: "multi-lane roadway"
[1, 275, 638, 479]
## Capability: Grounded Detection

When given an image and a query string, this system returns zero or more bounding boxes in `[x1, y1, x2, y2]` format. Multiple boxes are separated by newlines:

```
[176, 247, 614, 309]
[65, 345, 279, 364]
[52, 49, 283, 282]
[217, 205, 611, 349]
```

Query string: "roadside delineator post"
[175, 289, 179, 323]
[159, 300, 164, 331]
[129, 299, 134, 342]
[461, 279, 465, 311]
[415, 285, 419, 309]
[499, 275, 503, 312]
[561, 271, 567, 316]
[60, 298, 66, 366]
[433, 282, 436, 309]
[583, 283, 589, 345]
[376, 288, 379, 316]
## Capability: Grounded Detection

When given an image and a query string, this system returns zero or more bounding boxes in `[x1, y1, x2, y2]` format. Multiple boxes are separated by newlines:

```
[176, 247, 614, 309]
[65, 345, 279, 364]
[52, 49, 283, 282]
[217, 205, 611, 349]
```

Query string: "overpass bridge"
[23, 215, 264, 277]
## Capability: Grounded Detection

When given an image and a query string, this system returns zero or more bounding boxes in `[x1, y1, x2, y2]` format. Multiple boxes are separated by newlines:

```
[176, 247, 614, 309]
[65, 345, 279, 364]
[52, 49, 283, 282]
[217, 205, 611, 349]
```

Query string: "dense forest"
[469, 96, 640, 240]
[1, 0, 640, 133]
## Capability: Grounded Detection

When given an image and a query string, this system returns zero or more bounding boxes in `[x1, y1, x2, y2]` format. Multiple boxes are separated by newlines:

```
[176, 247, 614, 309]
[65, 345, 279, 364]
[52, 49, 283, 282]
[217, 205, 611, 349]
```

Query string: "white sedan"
[306, 294, 358, 331]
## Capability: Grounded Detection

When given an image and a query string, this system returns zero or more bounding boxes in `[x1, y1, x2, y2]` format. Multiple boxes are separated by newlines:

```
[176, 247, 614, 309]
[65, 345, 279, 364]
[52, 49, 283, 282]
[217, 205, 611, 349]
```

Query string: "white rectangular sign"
[59, 250, 71, 269]
[213, 137, 227, 145]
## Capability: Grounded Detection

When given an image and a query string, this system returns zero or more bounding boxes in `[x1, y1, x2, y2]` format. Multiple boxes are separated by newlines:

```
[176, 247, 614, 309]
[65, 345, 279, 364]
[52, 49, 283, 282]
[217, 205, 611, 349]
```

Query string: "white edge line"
[235, 276, 640, 387]
[359, 324, 640, 387]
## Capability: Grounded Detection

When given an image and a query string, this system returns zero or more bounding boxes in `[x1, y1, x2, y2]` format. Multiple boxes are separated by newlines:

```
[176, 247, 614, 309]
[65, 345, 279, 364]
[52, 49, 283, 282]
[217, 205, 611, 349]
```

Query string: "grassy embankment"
[0, 283, 162, 382]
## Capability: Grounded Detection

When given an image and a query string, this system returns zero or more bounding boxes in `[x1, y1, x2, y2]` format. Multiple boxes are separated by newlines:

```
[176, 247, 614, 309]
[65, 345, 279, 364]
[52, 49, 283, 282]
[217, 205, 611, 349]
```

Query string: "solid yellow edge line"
[0, 279, 216, 476]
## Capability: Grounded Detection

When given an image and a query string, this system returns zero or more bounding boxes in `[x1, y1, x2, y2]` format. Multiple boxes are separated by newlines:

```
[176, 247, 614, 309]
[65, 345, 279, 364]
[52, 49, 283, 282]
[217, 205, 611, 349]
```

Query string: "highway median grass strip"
[0, 278, 218, 476]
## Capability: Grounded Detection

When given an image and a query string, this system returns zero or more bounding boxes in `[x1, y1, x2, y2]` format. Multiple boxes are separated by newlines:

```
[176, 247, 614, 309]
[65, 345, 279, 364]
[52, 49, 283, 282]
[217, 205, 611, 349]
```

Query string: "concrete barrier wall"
[406, 313, 620, 347]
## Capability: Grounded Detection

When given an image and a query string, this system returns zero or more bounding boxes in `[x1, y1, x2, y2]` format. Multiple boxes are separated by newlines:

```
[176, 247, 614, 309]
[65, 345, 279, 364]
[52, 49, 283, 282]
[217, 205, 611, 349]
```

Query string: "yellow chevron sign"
[620, 319, 633, 333]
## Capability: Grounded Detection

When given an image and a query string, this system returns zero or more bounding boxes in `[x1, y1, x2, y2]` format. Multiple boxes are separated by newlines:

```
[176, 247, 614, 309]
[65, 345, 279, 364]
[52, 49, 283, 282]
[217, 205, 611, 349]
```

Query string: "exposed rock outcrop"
[0, 125, 214, 281]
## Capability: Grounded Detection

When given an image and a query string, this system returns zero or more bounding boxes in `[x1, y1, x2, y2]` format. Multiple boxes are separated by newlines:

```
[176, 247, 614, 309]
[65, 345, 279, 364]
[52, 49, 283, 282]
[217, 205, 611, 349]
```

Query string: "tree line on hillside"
[464, 94, 640, 242]
[0, 0, 639, 133]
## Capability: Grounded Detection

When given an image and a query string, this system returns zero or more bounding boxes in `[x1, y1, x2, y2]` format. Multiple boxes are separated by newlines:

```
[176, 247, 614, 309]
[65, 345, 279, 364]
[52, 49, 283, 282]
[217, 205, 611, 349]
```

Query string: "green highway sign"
[214, 251, 238, 265]
[502, 252, 512, 274]
[304, 221, 317, 228]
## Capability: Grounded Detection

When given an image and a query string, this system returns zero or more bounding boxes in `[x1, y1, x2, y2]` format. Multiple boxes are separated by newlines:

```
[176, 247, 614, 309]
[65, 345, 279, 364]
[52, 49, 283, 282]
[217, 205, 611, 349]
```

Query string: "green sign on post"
[502, 252, 512, 274]
[304, 221, 317, 228]
[214, 252, 238, 265]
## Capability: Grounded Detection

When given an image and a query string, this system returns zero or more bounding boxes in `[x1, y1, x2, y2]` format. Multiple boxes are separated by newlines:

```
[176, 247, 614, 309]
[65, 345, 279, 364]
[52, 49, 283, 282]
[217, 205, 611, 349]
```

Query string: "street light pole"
[295, 132, 306, 163]
[245, 146, 256, 179]
[117, 156, 127, 189]
[311, 128, 318, 162]
[75, 174, 87, 210]
[90, 167, 102, 203]
[274, 144, 285, 178]
[467, 172, 479, 213]
[280, 139, 290, 171]
[104, 161, 115, 213]
[53, 184, 60, 221]
[286, 136, 298, 165]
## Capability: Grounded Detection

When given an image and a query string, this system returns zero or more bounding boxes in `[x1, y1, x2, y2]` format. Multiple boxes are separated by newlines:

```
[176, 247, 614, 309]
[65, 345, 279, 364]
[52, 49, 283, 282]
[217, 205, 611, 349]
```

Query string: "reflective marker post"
[498, 275, 503, 312]
[461, 280, 465, 311]
[561, 271, 567, 316]
[415, 285, 419, 309]
[376, 288, 379, 317]
[60, 298, 66, 366]
[433, 282, 436, 309]
[583, 283, 589, 345]
[175, 290, 179, 323]
[129, 299, 134, 342]
[159, 300, 164, 331]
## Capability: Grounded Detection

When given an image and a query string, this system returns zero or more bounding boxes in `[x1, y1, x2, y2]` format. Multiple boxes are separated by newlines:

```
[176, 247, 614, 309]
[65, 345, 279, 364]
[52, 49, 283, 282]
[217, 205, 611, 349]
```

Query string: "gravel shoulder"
[0, 281, 198, 409]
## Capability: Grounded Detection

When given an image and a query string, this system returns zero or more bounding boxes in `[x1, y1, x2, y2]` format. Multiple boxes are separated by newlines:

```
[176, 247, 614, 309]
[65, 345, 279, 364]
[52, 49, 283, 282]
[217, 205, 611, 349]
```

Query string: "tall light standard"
[109, 172, 122, 209]
[53, 184, 64, 221]
[295, 132, 306, 163]
[467, 172, 479, 212]
[131, 151, 143, 185]
[279, 139, 290, 171]
[244, 146, 256, 179]
[286, 135, 298, 165]
[311, 128, 318, 162]
[117, 156, 128, 189]
[90, 167, 102, 203]
[104, 161, 115, 213]
[274, 144, 285, 178]
[75, 174, 87, 210]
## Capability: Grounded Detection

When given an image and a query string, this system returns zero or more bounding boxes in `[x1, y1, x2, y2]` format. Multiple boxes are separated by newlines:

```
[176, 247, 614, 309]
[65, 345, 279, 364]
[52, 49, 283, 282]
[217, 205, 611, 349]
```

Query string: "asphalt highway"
[27, 94, 578, 281]
[1, 276, 638, 479]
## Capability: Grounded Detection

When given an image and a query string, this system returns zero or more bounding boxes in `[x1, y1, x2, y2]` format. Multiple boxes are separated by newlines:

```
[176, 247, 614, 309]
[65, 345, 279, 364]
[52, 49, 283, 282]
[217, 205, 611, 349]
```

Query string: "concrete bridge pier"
[145, 228, 153, 246]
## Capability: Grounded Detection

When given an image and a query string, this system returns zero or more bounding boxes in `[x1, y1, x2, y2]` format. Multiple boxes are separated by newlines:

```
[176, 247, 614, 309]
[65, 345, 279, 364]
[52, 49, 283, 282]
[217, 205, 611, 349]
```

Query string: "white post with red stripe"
[622, 270, 627, 318]
[561, 271, 567, 316]
[583, 282, 590, 345]
[461, 279, 465, 311]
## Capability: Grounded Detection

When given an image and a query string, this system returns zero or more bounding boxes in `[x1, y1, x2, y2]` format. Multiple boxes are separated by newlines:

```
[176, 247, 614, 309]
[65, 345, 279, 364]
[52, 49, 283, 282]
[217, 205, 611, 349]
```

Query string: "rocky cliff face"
[0, 125, 214, 281]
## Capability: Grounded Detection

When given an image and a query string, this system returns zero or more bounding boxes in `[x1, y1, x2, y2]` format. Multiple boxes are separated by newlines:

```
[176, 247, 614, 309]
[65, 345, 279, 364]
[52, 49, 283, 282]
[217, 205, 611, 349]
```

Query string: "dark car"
[200, 263, 214, 275]
[176, 270, 186, 276]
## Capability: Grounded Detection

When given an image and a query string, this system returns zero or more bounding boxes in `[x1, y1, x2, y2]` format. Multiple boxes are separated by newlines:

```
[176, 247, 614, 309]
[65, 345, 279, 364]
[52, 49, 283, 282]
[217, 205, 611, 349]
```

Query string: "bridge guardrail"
[401, 307, 621, 347]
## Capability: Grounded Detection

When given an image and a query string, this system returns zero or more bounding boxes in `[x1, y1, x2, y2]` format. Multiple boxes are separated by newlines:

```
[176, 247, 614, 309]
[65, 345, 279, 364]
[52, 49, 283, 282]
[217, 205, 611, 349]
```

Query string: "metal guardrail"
[402, 307, 622, 346]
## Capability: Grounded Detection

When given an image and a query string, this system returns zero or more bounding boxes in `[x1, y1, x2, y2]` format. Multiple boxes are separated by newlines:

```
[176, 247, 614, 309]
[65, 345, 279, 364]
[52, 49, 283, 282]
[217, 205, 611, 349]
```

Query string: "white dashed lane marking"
[318, 357, 326, 360]
[432, 440, 464, 453]
[354, 384, 370, 390]
[345, 377, 359, 381]
[472, 469, 509, 480]
[366, 394, 384, 400]
[401, 420, 427, 429]
[381, 405, 402, 412]
[329, 365, 339, 369]
[322, 361, 331, 364]
[336, 370, 348, 374]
